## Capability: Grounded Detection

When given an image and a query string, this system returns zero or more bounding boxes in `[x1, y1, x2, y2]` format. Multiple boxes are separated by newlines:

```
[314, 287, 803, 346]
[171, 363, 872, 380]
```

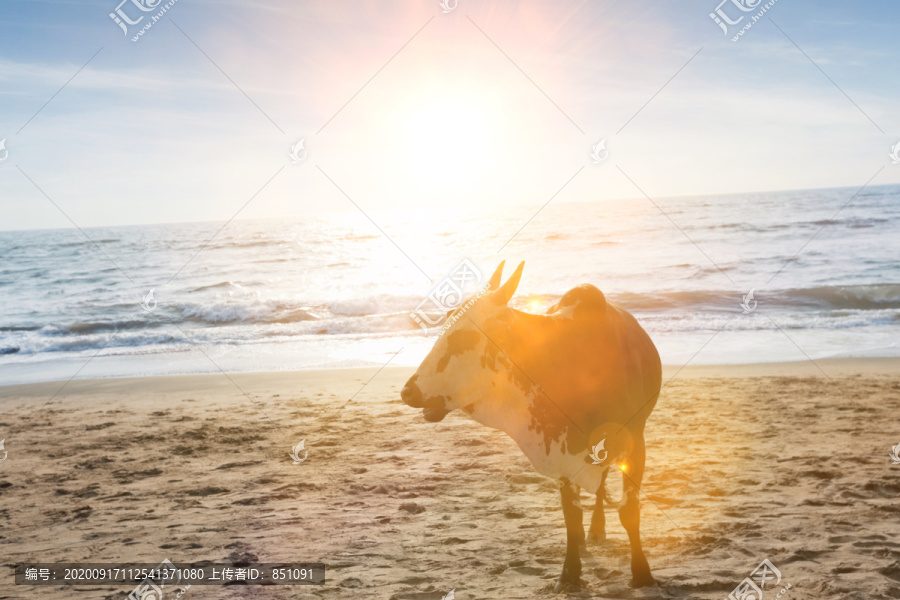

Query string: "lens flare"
[525, 296, 543, 313]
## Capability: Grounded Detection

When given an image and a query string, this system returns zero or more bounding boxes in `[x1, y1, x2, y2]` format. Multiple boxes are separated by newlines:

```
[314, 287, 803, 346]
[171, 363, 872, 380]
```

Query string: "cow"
[401, 261, 661, 591]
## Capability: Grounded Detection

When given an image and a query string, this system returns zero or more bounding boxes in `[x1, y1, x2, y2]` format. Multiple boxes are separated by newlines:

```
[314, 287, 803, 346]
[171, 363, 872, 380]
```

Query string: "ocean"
[1, 184, 898, 386]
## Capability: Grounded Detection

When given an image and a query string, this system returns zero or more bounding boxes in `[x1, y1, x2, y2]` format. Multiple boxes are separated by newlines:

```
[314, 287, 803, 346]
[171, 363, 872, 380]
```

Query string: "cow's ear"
[492, 261, 524, 305]
[487, 260, 505, 290]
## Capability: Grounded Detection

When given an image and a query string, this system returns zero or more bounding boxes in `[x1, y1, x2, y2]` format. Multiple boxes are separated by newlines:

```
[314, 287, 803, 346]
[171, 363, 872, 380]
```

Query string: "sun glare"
[525, 297, 544, 313]
[395, 91, 498, 186]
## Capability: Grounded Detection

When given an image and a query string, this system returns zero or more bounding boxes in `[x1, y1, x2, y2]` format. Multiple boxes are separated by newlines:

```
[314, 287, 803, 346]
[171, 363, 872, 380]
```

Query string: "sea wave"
[610, 284, 900, 312]
[1, 187, 898, 375]
[8, 284, 898, 351]
[178, 301, 318, 325]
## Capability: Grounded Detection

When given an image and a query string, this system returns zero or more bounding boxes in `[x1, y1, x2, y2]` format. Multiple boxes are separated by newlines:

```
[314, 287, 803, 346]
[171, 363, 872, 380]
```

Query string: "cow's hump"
[547, 284, 607, 319]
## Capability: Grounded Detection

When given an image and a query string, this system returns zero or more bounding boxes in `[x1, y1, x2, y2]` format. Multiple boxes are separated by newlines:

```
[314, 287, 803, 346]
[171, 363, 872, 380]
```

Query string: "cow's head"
[401, 260, 523, 422]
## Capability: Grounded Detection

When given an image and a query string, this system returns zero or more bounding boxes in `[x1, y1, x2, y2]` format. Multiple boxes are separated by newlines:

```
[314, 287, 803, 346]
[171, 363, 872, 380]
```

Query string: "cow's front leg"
[555, 479, 583, 592]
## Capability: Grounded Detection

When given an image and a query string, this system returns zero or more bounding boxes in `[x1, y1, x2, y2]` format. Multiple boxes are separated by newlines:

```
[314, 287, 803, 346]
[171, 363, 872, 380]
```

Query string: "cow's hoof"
[630, 554, 654, 588]
[553, 577, 582, 593]
[586, 530, 606, 544]
[629, 572, 656, 588]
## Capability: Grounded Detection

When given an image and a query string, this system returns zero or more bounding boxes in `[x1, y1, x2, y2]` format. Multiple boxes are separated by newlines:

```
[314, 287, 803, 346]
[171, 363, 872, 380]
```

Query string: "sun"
[393, 90, 499, 187]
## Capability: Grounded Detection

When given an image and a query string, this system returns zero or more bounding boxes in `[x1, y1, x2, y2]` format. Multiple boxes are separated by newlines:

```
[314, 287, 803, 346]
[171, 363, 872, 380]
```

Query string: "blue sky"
[1, 0, 899, 230]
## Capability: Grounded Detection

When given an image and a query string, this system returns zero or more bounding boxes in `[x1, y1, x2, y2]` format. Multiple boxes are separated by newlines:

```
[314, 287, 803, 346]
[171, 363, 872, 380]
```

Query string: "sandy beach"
[4, 0, 900, 598]
[0, 359, 898, 599]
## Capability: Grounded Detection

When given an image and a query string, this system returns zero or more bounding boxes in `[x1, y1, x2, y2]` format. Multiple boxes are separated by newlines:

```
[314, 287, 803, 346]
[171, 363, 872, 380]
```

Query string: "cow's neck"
[467, 309, 556, 441]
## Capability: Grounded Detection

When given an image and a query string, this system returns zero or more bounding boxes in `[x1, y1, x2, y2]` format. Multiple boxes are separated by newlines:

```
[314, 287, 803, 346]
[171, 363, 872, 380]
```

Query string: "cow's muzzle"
[401, 375, 424, 408]
[401, 376, 449, 422]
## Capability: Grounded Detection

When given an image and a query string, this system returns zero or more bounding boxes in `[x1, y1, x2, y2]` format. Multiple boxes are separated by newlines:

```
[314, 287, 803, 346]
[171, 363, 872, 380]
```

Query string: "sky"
[1, 0, 899, 230]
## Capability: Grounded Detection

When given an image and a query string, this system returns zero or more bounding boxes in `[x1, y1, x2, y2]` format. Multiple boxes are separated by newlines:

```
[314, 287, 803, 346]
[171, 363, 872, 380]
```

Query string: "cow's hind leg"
[619, 433, 654, 588]
[587, 468, 609, 543]
[555, 479, 583, 591]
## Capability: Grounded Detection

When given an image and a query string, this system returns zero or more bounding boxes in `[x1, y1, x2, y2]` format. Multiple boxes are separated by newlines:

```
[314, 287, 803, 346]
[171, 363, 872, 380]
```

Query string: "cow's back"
[515, 284, 661, 444]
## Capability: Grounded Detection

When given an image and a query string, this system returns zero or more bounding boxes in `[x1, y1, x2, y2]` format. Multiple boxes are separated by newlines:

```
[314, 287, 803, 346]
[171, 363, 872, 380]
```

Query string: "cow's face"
[402, 261, 523, 422]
